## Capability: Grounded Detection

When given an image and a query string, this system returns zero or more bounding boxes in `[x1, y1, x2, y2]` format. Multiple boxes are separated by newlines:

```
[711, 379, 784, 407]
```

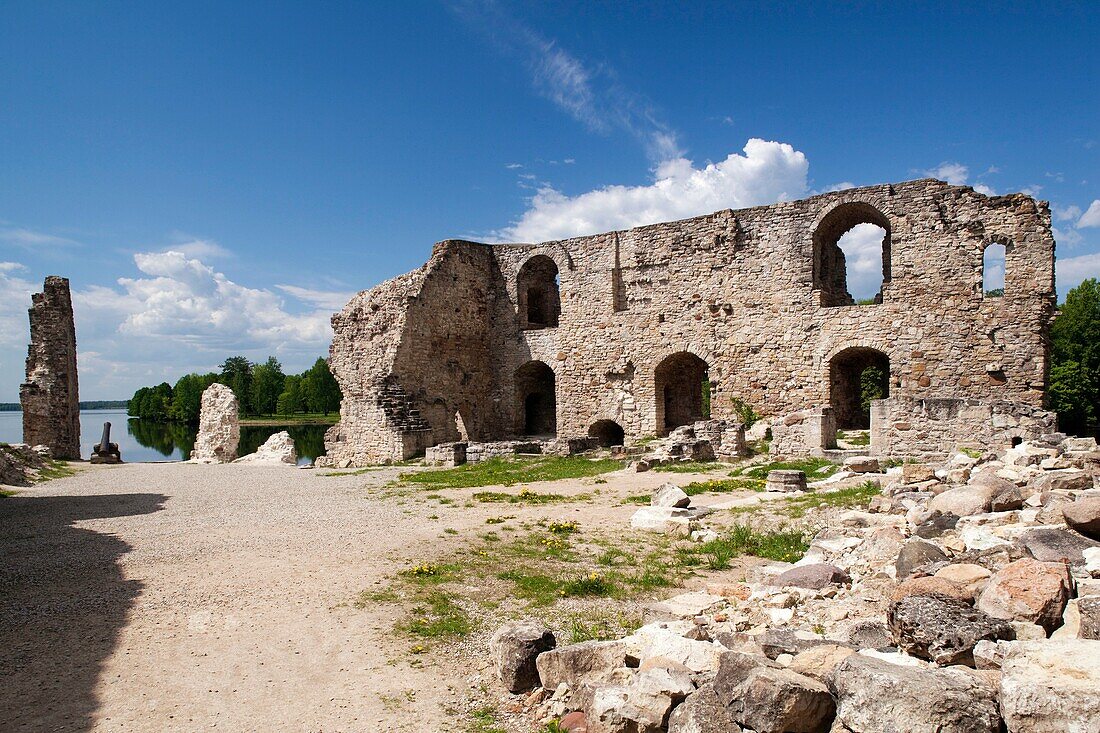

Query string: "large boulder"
[1062, 496, 1100, 541]
[667, 682, 742, 733]
[827, 654, 1002, 732]
[652, 482, 691, 508]
[489, 621, 556, 693]
[587, 668, 695, 733]
[191, 383, 240, 463]
[788, 644, 855, 681]
[887, 593, 1014, 666]
[999, 640, 1100, 732]
[1017, 527, 1100, 566]
[976, 558, 1073, 634]
[772, 563, 850, 590]
[895, 538, 949, 579]
[233, 430, 297, 465]
[928, 485, 994, 517]
[536, 640, 629, 690]
[711, 652, 835, 733]
[630, 507, 697, 535]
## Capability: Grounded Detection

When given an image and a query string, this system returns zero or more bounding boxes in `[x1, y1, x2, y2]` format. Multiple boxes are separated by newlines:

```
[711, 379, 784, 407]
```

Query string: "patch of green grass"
[735, 457, 837, 479]
[399, 562, 460, 584]
[566, 610, 644, 644]
[836, 430, 870, 446]
[653, 461, 723, 473]
[498, 569, 561, 606]
[0, 488, 15, 498]
[626, 563, 675, 591]
[682, 477, 765, 495]
[681, 524, 809, 564]
[35, 460, 76, 482]
[397, 456, 623, 489]
[467, 706, 507, 733]
[322, 466, 382, 476]
[547, 520, 579, 534]
[776, 480, 882, 518]
[624, 493, 651, 504]
[597, 547, 635, 566]
[960, 447, 983, 459]
[397, 590, 473, 638]
[561, 572, 616, 597]
[473, 488, 587, 504]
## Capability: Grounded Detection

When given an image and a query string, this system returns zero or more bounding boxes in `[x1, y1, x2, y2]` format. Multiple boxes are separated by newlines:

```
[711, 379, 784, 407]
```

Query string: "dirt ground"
[0, 460, 749, 733]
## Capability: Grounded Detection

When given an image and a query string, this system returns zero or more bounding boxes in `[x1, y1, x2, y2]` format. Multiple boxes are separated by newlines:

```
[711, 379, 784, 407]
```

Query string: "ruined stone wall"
[20, 276, 80, 459]
[870, 397, 1057, 459]
[325, 179, 1057, 465]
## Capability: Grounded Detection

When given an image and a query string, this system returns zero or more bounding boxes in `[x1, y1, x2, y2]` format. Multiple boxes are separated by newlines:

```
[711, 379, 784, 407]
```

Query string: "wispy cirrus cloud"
[452, 0, 681, 163]
[0, 226, 80, 249]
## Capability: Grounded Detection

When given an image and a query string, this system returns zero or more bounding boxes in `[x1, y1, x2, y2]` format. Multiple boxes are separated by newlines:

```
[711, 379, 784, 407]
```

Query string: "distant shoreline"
[0, 401, 129, 411]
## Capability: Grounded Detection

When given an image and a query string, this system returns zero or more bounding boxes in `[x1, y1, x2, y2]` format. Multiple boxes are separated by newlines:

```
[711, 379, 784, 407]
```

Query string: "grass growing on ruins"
[683, 477, 766, 494]
[566, 609, 645, 643]
[775, 480, 882, 518]
[35, 460, 76, 482]
[472, 488, 589, 504]
[0, 488, 15, 498]
[653, 461, 731, 473]
[733, 457, 837, 479]
[836, 429, 870, 446]
[704, 524, 808, 563]
[466, 706, 508, 733]
[396, 456, 623, 489]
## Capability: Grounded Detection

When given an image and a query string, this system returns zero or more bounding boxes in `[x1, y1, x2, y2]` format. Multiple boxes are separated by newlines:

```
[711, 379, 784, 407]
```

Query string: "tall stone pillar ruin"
[20, 276, 81, 459]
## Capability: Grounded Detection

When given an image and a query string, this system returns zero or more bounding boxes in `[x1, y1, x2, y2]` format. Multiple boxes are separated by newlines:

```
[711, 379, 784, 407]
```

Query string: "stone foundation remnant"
[21, 276, 80, 460]
[191, 383, 240, 463]
[321, 179, 1057, 466]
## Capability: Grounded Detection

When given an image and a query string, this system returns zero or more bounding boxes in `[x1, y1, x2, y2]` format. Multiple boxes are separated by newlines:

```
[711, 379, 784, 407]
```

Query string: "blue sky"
[1, 1, 1098, 399]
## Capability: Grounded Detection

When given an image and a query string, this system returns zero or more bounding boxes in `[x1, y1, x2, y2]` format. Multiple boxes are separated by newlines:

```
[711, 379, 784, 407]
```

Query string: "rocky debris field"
[0, 442, 69, 486]
[489, 434, 1100, 733]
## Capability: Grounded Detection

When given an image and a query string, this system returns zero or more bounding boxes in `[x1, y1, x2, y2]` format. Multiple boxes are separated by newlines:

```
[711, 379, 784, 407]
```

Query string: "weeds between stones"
[395, 456, 623, 490]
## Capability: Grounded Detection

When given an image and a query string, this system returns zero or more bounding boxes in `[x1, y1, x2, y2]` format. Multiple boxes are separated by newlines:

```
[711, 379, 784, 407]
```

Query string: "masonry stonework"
[20, 276, 81, 460]
[324, 179, 1057, 466]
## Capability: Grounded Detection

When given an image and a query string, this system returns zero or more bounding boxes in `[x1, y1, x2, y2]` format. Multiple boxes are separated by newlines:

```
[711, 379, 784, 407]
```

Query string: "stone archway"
[588, 420, 625, 447]
[514, 361, 556, 436]
[654, 352, 709, 436]
[829, 347, 889, 429]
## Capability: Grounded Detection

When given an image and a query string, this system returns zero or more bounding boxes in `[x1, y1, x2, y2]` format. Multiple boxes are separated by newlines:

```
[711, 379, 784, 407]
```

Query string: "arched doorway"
[515, 361, 556, 436]
[813, 202, 891, 307]
[517, 255, 561, 329]
[588, 420, 625, 448]
[654, 352, 710, 436]
[829, 347, 889, 429]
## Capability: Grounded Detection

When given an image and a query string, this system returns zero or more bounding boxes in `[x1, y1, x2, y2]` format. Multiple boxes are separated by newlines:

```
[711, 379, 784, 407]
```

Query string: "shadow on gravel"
[0, 492, 166, 732]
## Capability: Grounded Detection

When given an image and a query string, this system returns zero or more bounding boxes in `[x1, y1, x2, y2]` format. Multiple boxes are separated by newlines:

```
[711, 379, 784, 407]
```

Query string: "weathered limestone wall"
[325, 179, 1057, 465]
[870, 397, 1057, 459]
[20, 276, 80, 459]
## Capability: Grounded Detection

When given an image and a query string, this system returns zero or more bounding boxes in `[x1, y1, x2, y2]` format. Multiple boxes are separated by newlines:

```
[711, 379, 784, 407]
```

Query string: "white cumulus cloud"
[836, 223, 889, 301]
[1056, 252, 1100, 293]
[493, 138, 809, 242]
[1078, 200, 1100, 228]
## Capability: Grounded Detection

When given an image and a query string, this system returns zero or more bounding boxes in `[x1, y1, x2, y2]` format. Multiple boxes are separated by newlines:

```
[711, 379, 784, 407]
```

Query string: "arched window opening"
[813, 203, 891, 307]
[588, 420, 625, 448]
[654, 352, 710, 436]
[517, 255, 561, 329]
[983, 243, 1006, 298]
[829, 347, 890, 430]
[514, 361, 556, 436]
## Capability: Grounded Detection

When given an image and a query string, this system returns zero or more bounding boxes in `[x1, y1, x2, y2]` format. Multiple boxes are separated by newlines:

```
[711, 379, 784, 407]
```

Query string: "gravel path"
[0, 462, 468, 733]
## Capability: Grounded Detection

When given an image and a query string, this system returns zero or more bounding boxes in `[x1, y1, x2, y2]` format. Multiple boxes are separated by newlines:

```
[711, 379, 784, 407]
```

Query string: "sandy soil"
[0, 460, 718, 732]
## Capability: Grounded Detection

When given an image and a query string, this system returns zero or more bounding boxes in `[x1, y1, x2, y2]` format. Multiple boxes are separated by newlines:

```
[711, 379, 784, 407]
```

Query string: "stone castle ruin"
[21, 276, 80, 460]
[322, 179, 1058, 466]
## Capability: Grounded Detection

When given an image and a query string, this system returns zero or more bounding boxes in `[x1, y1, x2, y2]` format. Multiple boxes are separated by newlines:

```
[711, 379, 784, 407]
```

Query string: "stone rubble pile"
[0, 443, 53, 486]
[630, 483, 715, 537]
[635, 421, 747, 472]
[233, 431, 297, 466]
[492, 433, 1100, 732]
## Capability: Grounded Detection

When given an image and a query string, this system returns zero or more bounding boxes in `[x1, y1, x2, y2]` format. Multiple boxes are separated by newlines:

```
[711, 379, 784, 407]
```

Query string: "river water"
[0, 409, 328, 464]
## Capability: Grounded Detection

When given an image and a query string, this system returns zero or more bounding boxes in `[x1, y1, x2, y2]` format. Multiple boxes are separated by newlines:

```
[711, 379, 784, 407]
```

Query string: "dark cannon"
[91, 421, 122, 464]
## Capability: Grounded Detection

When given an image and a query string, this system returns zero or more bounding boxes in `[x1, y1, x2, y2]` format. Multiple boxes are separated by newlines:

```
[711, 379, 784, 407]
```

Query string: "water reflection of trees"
[127, 419, 326, 461]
